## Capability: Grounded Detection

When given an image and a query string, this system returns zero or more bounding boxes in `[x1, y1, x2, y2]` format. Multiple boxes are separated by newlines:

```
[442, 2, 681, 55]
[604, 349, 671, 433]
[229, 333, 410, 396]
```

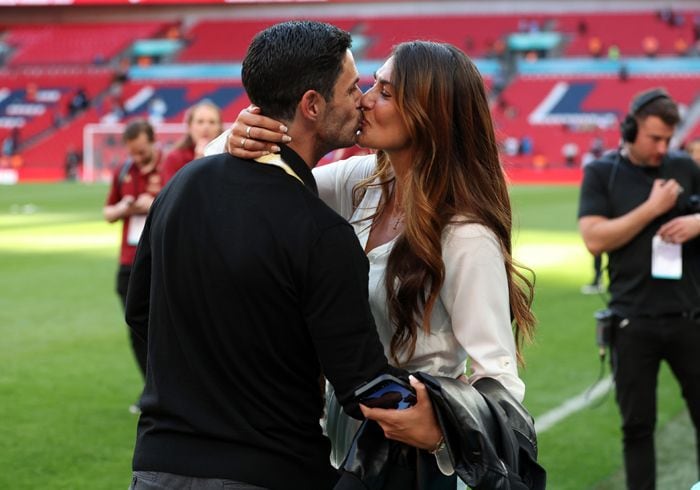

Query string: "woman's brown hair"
[354, 41, 535, 365]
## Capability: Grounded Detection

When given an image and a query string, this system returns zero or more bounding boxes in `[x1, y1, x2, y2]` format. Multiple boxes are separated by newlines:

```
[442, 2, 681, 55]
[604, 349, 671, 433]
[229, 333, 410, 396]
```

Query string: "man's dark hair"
[242, 21, 352, 120]
[123, 119, 155, 143]
[635, 93, 680, 128]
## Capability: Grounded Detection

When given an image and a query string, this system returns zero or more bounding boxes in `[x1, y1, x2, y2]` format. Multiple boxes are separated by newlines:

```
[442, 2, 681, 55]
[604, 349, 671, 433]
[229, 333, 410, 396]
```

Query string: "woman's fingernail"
[280, 125, 288, 132]
[271, 146, 281, 153]
[282, 135, 292, 143]
[261, 151, 270, 156]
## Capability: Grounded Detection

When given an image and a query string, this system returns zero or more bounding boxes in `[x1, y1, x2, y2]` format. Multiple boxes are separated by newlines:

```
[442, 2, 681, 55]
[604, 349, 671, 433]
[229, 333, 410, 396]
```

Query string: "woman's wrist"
[429, 432, 454, 476]
[428, 434, 445, 454]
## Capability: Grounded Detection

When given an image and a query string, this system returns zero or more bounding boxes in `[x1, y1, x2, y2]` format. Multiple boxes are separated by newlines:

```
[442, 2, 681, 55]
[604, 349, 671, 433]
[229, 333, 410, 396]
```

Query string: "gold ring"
[241, 137, 247, 148]
[246, 126, 252, 138]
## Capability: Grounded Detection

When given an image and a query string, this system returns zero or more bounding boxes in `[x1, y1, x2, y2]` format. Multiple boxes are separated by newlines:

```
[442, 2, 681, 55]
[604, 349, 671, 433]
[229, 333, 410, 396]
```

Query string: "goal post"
[82, 122, 187, 183]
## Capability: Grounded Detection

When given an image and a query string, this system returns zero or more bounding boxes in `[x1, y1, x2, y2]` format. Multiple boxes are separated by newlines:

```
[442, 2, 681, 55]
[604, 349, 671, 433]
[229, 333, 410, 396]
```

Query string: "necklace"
[392, 213, 404, 230]
[391, 205, 404, 230]
[388, 184, 404, 231]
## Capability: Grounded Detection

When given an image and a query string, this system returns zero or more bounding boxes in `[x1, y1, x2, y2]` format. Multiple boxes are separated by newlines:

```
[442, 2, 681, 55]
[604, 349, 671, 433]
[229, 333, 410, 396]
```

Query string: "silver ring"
[246, 126, 252, 138]
[240, 137, 247, 149]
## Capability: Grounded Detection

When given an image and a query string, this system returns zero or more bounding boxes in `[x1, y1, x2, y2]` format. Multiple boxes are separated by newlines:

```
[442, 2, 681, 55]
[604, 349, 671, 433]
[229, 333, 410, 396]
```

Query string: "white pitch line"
[535, 375, 614, 433]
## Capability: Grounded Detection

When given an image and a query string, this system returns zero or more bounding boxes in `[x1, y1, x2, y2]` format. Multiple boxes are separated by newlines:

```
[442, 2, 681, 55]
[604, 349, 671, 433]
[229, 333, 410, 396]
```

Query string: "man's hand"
[360, 375, 443, 451]
[657, 214, 700, 244]
[132, 193, 155, 214]
[579, 178, 686, 255]
[227, 105, 291, 158]
[119, 195, 136, 217]
[646, 178, 682, 217]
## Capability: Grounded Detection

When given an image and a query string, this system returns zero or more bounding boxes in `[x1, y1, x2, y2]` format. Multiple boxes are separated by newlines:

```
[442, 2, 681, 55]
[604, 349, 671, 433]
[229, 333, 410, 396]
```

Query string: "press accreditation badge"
[651, 235, 682, 280]
[127, 215, 147, 246]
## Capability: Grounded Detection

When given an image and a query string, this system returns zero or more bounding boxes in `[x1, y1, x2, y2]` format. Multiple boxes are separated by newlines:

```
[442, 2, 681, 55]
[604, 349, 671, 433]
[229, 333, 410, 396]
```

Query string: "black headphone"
[619, 88, 671, 143]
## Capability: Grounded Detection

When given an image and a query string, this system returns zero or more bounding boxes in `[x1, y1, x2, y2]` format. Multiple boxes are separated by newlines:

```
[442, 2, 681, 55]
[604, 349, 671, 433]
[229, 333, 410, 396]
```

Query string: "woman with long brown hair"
[221, 40, 535, 475]
[161, 99, 224, 185]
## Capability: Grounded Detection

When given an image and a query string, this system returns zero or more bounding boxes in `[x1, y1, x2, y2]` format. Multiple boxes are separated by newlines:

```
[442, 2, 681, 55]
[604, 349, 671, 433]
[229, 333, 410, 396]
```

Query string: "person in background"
[67, 87, 89, 118]
[146, 97, 168, 126]
[579, 88, 700, 490]
[161, 100, 223, 185]
[224, 40, 536, 485]
[2, 126, 20, 158]
[64, 144, 81, 181]
[103, 120, 162, 414]
[562, 141, 580, 167]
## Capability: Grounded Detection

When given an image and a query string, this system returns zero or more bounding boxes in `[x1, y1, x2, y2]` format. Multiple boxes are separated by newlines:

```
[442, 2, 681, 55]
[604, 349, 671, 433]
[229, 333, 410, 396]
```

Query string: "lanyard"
[255, 154, 304, 185]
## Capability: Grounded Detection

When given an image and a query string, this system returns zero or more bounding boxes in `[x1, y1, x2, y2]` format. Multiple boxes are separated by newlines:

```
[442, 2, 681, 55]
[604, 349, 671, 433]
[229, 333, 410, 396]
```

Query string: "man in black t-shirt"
[578, 89, 700, 490]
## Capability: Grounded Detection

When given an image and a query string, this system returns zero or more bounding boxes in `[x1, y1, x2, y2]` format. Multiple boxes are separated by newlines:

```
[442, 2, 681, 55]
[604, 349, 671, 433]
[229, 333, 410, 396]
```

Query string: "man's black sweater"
[126, 146, 395, 489]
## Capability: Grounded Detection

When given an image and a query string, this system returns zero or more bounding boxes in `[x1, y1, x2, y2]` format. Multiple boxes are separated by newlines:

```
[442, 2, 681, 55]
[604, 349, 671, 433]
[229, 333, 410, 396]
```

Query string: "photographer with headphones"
[578, 88, 700, 489]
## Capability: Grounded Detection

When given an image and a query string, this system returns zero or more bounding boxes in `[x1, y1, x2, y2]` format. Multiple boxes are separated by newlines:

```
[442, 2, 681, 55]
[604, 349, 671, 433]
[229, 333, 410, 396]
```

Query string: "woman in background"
[161, 100, 223, 185]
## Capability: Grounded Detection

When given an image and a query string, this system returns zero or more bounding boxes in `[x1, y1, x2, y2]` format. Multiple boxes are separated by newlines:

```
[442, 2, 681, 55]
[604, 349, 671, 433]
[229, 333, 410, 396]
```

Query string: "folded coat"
[335, 373, 546, 490]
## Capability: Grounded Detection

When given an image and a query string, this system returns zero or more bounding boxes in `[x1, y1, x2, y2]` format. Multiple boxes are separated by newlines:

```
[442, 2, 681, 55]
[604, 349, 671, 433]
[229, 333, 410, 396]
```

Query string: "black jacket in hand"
[335, 373, 546, 490]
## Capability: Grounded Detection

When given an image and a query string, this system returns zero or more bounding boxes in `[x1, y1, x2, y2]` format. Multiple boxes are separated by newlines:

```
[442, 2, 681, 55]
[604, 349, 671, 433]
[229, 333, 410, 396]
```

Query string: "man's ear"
[298, 90, 325, 122]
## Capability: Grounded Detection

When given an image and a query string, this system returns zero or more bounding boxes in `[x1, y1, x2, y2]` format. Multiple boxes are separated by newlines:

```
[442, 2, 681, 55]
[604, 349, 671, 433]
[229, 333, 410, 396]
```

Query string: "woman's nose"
[361, 91, 374, 110]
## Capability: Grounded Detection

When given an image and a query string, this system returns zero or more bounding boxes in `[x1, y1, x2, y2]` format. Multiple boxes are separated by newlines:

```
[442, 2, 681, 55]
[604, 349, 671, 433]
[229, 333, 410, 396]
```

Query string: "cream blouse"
[313, 154, 524, 401]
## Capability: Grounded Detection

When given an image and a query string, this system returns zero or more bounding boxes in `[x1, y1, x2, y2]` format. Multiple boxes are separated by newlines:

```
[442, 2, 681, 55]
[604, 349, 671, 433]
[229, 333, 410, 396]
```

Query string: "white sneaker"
[580, 284, 605, 295]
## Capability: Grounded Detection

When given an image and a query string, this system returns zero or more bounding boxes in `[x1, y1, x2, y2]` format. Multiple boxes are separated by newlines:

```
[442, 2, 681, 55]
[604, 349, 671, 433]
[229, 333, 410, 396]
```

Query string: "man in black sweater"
[125, 21, 405, 489]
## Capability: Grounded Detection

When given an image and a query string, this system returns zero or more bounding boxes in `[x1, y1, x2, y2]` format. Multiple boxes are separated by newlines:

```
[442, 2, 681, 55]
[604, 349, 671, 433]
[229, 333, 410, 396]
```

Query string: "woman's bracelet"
[429, 434, 446, 454]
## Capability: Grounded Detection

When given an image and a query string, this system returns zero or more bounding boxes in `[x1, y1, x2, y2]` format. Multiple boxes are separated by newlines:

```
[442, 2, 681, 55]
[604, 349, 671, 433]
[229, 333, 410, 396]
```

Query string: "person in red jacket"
[103, 119, 162, 413]
[160, 100, 223, 185]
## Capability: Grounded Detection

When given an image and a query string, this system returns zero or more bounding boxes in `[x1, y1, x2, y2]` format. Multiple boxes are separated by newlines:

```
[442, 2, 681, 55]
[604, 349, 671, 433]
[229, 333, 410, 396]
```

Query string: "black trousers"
[129, 471, 268, 489]
[117, 264, 148, 380]
[611, 315, 700, 490]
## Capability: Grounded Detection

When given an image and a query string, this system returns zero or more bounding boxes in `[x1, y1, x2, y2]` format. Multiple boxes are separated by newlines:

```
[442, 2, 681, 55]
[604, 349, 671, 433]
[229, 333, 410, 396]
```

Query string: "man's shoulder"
[191, 154, 351, 229]
[667, 149, 694, 162]
[111, 159, 135, 186]
[587, 150, 619, 170]
[666, 150, 698, 171]
[174, 153, 233, 178]
[187, 152, 231, 168]
[297, 184, 352, 231]
[581, 152, 618, 185]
